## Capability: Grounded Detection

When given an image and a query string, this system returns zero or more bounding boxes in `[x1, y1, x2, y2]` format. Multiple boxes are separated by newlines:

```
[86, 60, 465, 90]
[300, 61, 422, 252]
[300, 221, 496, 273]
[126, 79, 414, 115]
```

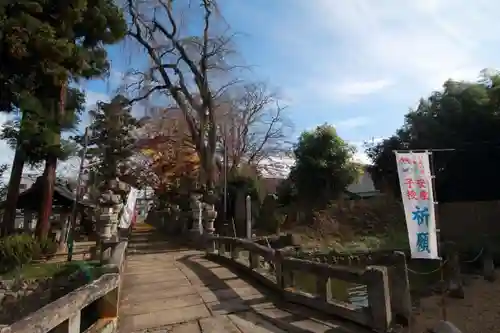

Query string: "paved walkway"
[118, 225, 372, 332]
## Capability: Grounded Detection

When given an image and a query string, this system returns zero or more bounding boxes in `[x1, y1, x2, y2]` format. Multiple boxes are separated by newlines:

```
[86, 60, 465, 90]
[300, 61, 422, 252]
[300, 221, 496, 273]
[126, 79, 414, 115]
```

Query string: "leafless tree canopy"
[121, 0, 295, 186]
[215, 82, 293, 172]
[123, 0, 239, 189]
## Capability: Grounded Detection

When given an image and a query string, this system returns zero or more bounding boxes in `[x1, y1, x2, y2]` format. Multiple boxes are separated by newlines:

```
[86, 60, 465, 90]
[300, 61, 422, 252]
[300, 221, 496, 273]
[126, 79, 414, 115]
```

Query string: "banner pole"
[428, 150, 447, 321]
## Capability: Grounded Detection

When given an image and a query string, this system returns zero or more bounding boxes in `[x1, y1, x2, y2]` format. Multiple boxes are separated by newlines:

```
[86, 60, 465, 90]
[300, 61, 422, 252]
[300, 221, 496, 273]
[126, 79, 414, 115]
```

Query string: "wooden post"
[446, 242, 464, 299]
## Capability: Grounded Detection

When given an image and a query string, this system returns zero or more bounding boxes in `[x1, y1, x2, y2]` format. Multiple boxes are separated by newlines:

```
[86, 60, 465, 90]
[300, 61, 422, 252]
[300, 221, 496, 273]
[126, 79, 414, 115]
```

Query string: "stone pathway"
[118, 225, 372, 333]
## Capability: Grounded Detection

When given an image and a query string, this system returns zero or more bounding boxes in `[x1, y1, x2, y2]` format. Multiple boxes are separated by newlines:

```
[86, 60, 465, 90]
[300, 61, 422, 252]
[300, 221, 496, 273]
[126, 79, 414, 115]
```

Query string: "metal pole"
[67, 127, 89, 262]
[428, 150, 447, 321]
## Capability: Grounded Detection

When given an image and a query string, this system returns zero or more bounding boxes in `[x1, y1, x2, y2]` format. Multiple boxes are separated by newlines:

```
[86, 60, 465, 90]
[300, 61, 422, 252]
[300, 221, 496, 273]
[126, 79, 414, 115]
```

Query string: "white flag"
[395, 152, 439, 259]
[119, 187, 138, 229]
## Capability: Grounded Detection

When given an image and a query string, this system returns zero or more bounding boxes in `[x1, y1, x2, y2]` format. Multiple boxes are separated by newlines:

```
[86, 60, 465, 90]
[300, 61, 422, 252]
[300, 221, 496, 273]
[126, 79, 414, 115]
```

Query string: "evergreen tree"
[0, 0, 127, 237]
[288, 124, 359, 208]
[76, 95, 140, 187]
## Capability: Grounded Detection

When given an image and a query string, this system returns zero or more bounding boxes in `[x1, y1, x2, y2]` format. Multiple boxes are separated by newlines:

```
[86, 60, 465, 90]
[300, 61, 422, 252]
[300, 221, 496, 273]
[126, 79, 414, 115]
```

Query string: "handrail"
[0, 274, 119, 333]
[1, 239, 129, 333]
[206, 235, 393, 332]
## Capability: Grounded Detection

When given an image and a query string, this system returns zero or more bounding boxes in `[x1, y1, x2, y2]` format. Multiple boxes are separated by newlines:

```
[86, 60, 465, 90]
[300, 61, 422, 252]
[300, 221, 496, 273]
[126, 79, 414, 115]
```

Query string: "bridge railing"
[206, 236, 392, 332]
[0, 240, 128, 333]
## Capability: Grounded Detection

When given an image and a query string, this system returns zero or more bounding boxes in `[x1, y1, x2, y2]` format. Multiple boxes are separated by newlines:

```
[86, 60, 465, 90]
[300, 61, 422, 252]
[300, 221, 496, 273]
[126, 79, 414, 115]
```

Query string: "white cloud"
[333, 79, 394, 97]
[292, 0, 500, 101]
[84, 91, 109, 110]
[352, 150, 371, 165]
[305, 78, 394, 103]
[336, 116, 370, 130]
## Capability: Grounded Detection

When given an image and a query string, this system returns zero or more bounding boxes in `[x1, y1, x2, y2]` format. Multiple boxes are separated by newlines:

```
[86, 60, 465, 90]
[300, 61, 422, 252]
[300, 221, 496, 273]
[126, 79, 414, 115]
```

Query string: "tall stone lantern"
[97, 190, 121, 240]
[189, 191, 203, 240]
[97, 178, 129, 240]
[203, 190, 217, 236]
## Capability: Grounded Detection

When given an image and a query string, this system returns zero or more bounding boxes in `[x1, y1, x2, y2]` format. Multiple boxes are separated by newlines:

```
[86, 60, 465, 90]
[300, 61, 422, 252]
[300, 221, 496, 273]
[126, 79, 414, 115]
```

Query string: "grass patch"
[282, 227, 410, 254]
[1, 260, 101, 281]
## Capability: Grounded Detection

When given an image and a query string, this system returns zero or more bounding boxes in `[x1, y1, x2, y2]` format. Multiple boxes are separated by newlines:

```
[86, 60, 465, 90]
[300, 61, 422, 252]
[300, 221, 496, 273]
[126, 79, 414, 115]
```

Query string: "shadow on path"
[178, 254, 371, 333]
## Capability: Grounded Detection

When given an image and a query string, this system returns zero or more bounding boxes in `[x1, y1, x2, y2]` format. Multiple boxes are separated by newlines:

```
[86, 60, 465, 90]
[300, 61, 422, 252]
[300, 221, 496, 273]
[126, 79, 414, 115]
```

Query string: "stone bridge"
[118, 227, 385, 332]
[1, 223, 463, 333]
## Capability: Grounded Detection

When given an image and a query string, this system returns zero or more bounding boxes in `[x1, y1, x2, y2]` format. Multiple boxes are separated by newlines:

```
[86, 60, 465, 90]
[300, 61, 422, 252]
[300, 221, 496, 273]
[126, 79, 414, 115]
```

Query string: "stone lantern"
[97, 178, 128, 240]
[189, 192, 203, 239]
[97, 190, 121, 240]
[203, 190, 217, 236]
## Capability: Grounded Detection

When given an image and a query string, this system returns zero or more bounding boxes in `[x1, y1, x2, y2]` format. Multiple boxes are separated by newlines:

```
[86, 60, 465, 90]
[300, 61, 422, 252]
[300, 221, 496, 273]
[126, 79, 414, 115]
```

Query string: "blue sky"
[3, 0, 500, 176]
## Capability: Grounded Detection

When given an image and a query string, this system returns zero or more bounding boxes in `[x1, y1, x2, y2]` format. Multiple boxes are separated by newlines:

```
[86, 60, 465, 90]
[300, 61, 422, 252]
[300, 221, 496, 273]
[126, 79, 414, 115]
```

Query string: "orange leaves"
[137, 108, 201, 192]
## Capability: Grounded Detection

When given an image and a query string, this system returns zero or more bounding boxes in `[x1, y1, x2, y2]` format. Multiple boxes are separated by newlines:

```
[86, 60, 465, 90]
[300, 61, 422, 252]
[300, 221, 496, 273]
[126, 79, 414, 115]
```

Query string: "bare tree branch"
[215, 82, 294, 175]
[122, 0, 240, 190]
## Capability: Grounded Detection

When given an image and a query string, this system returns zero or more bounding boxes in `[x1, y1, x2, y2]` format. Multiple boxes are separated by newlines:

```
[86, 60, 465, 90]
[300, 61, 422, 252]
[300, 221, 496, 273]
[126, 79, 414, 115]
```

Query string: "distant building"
[344, 167, 380, 199]
[258, 165, 380, 200]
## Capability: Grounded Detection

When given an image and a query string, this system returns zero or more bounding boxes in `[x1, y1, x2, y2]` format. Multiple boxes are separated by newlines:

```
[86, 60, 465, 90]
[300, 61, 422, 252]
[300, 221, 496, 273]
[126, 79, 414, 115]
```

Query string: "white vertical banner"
[119, 187, 139, 229]
[395, 152, 439, 259]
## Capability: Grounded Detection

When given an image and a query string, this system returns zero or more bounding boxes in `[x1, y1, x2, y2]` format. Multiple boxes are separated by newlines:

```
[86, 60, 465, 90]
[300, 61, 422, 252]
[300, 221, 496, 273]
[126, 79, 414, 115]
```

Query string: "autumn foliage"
[137, 108, 200, 194]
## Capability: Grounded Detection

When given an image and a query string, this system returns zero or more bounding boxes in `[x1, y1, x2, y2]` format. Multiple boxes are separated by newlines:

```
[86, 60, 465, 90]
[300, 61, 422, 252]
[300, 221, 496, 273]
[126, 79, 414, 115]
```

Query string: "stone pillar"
[109, 204, 120, 239]
[189, 194, 203, 240]
[245, 195, 252, 239]
[97, 179, 127, 242]
[203, 202, 217, 253]
[203, 203, 217, 235]
[234, 189, 246, 237]
[100, 207, 114, 240]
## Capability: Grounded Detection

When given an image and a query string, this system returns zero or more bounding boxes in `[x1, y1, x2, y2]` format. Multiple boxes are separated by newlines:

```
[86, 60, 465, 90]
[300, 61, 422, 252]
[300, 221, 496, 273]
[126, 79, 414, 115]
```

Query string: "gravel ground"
[412, 273, 500, 332]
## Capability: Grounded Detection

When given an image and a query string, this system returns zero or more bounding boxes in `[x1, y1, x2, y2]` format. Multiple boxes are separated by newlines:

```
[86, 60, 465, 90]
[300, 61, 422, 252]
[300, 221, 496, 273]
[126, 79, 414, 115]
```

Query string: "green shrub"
[37, 238, 58, 258]
[0, 234, 38, 273]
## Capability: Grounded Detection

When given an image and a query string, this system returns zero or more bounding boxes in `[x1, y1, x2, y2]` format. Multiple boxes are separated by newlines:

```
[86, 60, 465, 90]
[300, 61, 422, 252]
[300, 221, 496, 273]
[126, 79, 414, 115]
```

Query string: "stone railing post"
[365, 266, 392, 332]
[389, 251, 412, 326]
[482, 239, 496, 282]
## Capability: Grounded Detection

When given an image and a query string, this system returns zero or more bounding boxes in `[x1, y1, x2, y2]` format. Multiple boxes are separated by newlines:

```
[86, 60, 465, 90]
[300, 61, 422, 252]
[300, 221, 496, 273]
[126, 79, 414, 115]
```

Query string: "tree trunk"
[0, 148, 26, 235]
[36, 155, 57, 240]
[36, 84, 65, 240]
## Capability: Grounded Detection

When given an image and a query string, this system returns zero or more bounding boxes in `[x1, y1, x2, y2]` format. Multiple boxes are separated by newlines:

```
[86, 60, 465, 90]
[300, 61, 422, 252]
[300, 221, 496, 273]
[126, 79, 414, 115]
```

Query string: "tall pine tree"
[76, 95, 140, 188]
[0, 0, 126, 237]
